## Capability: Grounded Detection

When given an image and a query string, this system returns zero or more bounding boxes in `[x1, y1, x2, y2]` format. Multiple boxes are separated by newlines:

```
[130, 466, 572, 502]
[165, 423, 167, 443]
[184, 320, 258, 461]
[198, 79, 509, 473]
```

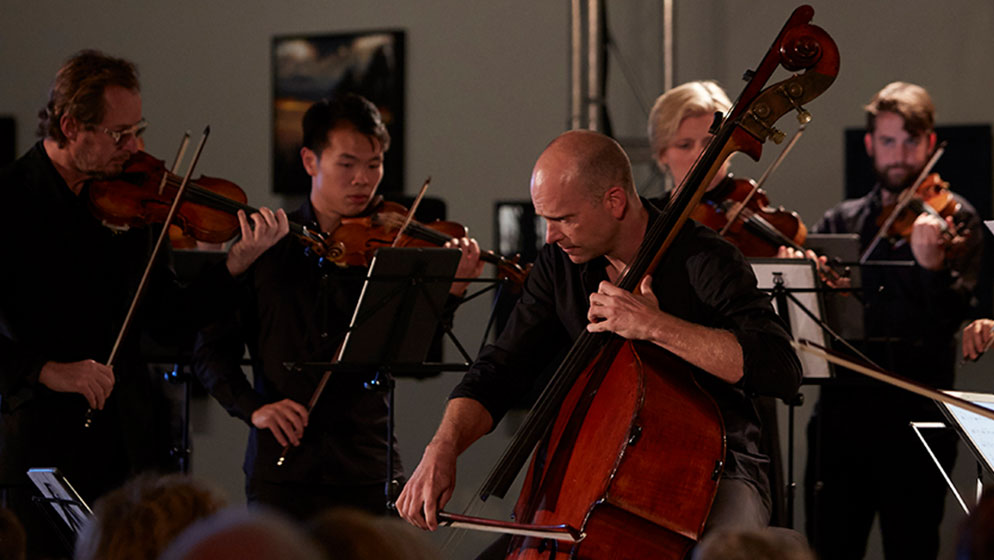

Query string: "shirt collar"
[577, 196, 662, 285]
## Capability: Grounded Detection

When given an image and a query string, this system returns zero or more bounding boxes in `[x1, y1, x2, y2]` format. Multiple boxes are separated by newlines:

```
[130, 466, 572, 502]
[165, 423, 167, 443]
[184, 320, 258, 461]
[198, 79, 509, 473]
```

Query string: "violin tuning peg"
[795, 108, 812, 125]
[770, 128, 786, 144]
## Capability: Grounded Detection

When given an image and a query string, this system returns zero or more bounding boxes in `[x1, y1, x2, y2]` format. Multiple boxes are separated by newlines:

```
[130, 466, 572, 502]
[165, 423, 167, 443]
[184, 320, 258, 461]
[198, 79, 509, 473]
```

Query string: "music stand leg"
[770, 275, 799, 528]
[165, 363, 192, 473]
[911, 421, 969, 514]
[978, 463, 985, 505]
[365, 370, 398, 510]
[784, 392, 804, 528]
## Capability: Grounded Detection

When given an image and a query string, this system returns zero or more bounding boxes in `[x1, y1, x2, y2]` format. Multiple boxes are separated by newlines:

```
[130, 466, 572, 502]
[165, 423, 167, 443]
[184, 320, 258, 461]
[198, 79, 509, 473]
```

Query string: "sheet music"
[940, 391, 994, 473]
[750, 258, 831, 378]
[26, 468, 91, 532]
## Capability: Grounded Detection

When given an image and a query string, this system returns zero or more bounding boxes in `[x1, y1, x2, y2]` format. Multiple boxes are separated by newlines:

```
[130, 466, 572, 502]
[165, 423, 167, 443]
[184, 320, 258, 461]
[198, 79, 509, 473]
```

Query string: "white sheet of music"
[940, 390, 994, 473]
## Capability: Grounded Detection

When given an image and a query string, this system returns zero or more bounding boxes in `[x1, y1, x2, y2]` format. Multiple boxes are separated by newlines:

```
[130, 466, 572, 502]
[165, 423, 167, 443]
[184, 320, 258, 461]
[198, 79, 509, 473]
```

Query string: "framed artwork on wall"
[272, 29, 405, 195]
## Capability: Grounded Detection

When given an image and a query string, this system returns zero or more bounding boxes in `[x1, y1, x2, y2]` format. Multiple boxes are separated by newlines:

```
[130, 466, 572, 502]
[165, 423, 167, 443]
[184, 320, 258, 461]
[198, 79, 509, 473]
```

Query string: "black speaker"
[0, 117, 15, 166]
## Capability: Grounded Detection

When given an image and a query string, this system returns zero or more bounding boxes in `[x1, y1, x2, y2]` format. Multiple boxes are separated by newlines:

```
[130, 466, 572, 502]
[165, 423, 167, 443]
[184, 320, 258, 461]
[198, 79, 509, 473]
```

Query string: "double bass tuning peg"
[778, 83, 813, 125]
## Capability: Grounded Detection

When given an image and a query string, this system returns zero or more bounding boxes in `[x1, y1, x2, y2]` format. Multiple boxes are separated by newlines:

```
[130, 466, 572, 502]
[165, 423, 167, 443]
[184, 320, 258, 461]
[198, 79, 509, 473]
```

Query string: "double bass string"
[478, 97, 737, 501]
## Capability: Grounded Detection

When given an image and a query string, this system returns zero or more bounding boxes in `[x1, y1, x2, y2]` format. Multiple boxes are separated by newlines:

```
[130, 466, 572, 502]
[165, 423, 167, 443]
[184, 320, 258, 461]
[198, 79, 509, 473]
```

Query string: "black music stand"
[306, 247, 461, 506]
[26, 468, 91, 553]
[751, 258, 836, 527]
[338, 247, 461, 368]
[750, 257, 871, 527]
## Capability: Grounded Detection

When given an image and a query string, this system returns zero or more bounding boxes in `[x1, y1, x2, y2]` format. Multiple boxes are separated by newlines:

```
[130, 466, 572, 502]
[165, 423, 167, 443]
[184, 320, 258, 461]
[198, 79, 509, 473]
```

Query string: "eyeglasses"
[89, 118, 148, 146]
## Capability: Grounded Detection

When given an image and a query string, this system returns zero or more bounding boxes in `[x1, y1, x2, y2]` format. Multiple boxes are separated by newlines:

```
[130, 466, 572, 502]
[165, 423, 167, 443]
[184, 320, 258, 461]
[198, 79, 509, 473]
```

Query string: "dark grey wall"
[3, 2, 992, 558]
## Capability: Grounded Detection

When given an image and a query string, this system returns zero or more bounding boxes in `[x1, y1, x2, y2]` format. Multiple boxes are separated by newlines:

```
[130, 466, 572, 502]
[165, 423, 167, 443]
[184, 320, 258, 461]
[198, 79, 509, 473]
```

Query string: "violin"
[690, 176, 849, 285]
[327, 198, 530, 287]
[876, 172, 963, 242]
[87, 151, 330, 254]
[860, 139, 969, 264]
[273, 196, 531, 466]
[691, 176, 807, 257]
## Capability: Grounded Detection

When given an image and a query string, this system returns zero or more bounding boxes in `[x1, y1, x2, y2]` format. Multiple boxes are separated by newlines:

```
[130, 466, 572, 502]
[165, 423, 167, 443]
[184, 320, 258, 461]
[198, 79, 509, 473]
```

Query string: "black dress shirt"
[813, 184, 982, 390]
[451, 202, 802, 508]
[192, 200, 403, 487]
[0, 142, 238, 500]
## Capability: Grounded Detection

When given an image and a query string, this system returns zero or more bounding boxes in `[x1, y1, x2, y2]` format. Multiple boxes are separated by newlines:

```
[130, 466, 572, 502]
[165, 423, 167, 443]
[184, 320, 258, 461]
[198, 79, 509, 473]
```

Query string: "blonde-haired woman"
[648, 80, 733, 193]
[648, 80, 834, 273]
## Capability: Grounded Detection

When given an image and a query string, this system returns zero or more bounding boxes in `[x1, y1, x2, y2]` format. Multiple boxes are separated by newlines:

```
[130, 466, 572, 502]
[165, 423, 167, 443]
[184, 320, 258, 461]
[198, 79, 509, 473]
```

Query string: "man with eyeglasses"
[0, 49, 288, 558]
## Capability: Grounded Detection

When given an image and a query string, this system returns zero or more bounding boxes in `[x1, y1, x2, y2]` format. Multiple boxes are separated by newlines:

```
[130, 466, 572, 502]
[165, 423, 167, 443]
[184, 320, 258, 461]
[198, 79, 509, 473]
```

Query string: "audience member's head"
[73, 473, 225, 560]
[692, 527, 816, 560]
[159, 506, 324, 560]
[957, 487, 994, 559]
[308, 507, 438, 560]
[0, 507, 26, 560]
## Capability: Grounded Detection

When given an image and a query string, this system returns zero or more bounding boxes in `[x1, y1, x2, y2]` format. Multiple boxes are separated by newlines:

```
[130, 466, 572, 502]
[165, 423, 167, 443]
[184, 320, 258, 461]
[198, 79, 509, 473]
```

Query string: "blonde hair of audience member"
[647, 80, 732, 177]
[159, 506, 324, 560]
[692, 528, 816, 560]
[73, 473, 225, 560]
[0, 507, 26, 560]
[308, 507, 438, 560]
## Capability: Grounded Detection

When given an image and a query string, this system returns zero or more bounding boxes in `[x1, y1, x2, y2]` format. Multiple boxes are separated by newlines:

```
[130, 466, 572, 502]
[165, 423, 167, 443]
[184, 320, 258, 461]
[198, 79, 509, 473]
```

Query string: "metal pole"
[662, 0, 674, 92]
[586, 0, 602, 131]
[570, 0, 584, 129]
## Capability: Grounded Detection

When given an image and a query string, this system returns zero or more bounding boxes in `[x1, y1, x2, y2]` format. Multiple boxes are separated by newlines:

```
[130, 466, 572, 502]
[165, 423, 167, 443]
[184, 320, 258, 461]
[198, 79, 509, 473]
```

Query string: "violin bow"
[719, 124, 807, 236]
[160, 131, 190, 194]
[858, 141, 947, 264]
[276, 176, 432, 465]
[793, 338, 994, 422]
[391, 177, 431, 247]
[85, 128, 210, 428]
[275, 337, 347, 466]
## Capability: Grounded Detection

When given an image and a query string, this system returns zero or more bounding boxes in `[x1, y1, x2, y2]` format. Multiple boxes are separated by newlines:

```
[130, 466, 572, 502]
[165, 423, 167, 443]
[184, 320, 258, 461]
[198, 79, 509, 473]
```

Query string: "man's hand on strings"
[38, 360, 114, 409]
[445, 236, 484, 297]
[910, 213, 948, 271]
[251, 398, 308, 447]
[226, 208, 290, 276]
[396, 440, 458, 531]
[962, 318, 994, 361]
[586, 276, 663, 341]
[776, 245, 851, 289]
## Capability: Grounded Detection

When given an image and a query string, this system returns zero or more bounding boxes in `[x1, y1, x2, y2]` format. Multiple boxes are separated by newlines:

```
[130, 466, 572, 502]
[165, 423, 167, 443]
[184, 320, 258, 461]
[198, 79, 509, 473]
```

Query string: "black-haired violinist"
[191, 93, 483, 521]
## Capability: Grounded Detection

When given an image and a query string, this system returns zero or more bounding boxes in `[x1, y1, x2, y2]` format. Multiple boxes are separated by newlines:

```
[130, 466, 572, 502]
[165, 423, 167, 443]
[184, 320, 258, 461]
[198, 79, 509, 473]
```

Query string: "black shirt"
[451, 203, 802, 507]
[813, 184, 982, 414]
[0, 142, 237, 500]
[192, 200, 403, 487]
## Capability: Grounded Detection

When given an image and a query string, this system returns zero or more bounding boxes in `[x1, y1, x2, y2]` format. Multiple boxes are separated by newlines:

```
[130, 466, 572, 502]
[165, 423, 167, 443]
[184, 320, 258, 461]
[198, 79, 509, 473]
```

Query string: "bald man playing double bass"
[397, 130, 802, 554]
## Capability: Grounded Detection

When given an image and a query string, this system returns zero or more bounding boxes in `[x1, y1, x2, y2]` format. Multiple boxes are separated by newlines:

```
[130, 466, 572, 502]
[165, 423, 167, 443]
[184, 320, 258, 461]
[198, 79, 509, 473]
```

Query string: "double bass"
[457, 6, 839, 558]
